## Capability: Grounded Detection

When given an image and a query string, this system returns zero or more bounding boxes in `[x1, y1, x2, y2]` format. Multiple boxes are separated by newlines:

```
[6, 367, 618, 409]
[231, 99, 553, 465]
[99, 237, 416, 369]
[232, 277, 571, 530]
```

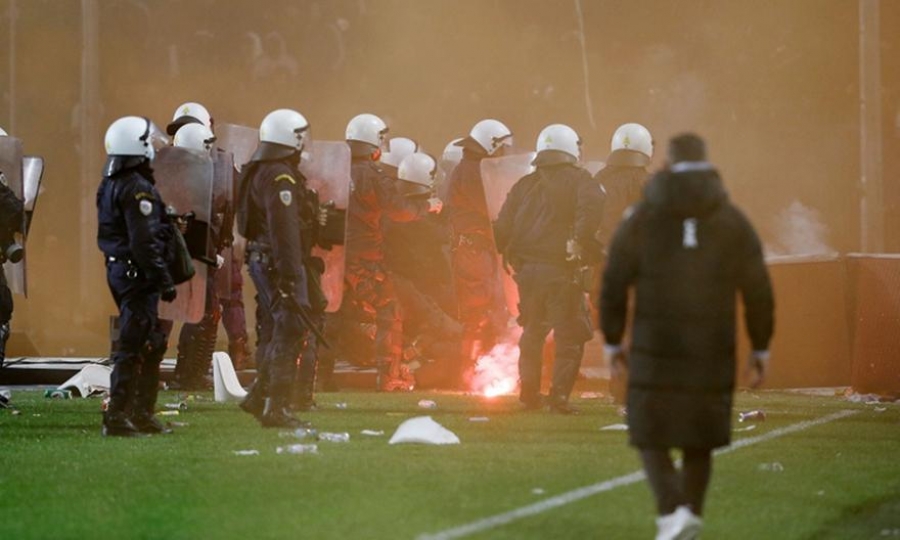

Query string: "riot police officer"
[97, 116, 177, 436]
[237, 108, 324, 428]
[493, 124, 604, 414]
[0, 126, 24, 368]
[445, 119, 513, 386]
[596, 123, 654, 246]
[344, 113, 442, 391]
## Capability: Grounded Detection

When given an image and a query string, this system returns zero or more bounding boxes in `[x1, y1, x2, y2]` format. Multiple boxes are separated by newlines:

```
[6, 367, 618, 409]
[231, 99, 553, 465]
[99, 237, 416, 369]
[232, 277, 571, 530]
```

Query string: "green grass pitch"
[1, 389, 898, 539]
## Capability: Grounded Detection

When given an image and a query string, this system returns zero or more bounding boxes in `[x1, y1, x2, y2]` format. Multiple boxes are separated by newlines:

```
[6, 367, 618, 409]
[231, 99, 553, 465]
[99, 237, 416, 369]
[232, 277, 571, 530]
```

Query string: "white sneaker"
[655, 506, 702, 540]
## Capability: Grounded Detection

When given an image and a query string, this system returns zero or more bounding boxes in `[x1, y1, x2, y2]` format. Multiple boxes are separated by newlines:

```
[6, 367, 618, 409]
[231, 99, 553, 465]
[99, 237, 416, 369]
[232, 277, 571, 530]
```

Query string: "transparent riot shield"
[217, 123, 259, 172]
[0, 137, 25, 295]
[299, 141, 351, 312]
[480, 152, 537, 318]
[211, 149, 235, 298]
[22, 156, 44, 235]
[153, 145, 214, 323]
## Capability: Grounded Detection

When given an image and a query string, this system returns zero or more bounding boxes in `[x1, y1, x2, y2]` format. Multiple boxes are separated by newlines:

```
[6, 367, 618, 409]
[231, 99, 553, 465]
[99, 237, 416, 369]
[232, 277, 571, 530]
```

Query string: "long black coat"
[600, 163, 774, 449]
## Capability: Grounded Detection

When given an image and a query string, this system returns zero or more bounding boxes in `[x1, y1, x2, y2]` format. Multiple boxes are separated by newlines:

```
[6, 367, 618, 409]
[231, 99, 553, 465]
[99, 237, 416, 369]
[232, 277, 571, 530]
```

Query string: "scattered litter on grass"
[845, 392, 883, 404]
[739, 410, 766, 422]
[389, 416, 460, 445]
[600, 423, 628, 431]
[579, 392, 603, 399]
[874, 407, 887, 413]
[11, 410, 21, 416]
[233, 450, 259, 456]
[361, 429, 384, 436]
[32, 413, 41, 417]
[468, 417, 489, 422]
[280, 428, 318, 439]
[879, 528, 900, 536]
[335, 402, 348, 409]
[531, 488, 545, 495]
[386, 412, 408, 416]
[816, 490, 825, 496]
[418, 399, 437, 409]
[168, 422, 189, 428]
[733, 425, 757, 432]
[277, 444, 318, 455]
[158, 410, 179, 416]
[757, 462, 784, 472]
[318, 432, 350, 443]
[164, 402, 188, 411]
[0, 389, 11, 408]
[44, 389, 71, 399]
[617, 406, 628, 417]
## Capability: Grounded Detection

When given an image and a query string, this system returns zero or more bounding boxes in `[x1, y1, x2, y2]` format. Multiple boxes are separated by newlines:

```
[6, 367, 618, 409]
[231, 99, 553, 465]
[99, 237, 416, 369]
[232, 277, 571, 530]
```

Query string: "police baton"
[277, 290, 330, 349]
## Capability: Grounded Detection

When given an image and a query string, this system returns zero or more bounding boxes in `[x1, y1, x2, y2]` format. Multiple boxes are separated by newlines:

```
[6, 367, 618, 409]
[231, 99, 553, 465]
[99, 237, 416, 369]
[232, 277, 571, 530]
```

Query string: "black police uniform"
[493, 151, 604, 412]
[446, 138, 505, 382]
[237, 144, 324, 427]
[0, 178, 23, 367]
[97, 158, 176, 436]
[344, 146, 430, 391]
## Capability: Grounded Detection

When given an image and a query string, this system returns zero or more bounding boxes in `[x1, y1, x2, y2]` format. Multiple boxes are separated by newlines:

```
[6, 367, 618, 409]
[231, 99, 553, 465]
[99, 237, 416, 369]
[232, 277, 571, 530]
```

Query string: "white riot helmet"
[442, 138, 463, 164]
[536, 124, 582, 161]
[166, 101, 212, 136]
[105, 116, 156, 160]
[611, 123, 653, 159]
[397, 152, 436, 197]
[381, 137, 419, 168]
[470, 119, 513, 156]
[174, 123, 216, 153]
[0, 126, 7, 136]
[346, 113, 389, 148]
[259, 108, 309, 152]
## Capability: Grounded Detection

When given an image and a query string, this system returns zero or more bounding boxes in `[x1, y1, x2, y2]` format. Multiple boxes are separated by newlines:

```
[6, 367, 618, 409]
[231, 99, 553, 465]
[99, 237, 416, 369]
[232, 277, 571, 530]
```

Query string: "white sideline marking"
[417, 410, 859, 540]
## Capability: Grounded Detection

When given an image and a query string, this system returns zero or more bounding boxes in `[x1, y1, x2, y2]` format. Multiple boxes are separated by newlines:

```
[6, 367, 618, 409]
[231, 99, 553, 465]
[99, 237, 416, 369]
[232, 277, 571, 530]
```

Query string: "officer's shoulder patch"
[139, 199, 153, 216]
[273, 174, 296, 185]
[279, 190, 292, 206]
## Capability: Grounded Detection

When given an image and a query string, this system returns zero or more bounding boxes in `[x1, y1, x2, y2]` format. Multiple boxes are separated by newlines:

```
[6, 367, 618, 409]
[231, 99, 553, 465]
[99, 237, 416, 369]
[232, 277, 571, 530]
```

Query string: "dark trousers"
[640, 447, 713, 516]
[346, 260, 403, 384]
[514, 263, 592, 405]
[220, 255, 247, 344]
[0, 270, 12, 368]
[106, 262, 167, 417]
[248, 257, 276, 391]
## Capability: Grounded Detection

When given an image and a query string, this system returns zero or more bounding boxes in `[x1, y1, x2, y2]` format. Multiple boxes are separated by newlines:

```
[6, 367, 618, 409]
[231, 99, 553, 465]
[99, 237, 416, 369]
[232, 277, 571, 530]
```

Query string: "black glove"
[161, 285, 177, 303]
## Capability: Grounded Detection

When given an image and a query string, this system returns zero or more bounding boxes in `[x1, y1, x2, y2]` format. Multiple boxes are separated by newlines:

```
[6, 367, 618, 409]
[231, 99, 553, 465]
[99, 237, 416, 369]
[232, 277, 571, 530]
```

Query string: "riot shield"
[212, 149, 235, 298]
[216, 123, 259, 172]
[299, 141, 351, 312]
[584, 160, 605, 177]
[480, 152, 537, 318]
[0, 137, 25, 295]
[153, 145, 214, 323]
[22, 156, 44, 235]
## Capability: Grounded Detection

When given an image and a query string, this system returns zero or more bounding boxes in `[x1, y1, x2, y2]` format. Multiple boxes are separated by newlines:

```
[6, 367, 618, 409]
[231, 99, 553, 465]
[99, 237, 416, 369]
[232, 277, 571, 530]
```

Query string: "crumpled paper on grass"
[388, 416, 460, 445]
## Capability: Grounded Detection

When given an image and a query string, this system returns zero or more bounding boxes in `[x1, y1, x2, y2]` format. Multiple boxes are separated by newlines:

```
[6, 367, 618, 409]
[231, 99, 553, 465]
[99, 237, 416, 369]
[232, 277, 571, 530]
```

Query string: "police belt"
[454, 233, 493, 250]
[105, 255, 139, 279]
[245, 240, 272, 265]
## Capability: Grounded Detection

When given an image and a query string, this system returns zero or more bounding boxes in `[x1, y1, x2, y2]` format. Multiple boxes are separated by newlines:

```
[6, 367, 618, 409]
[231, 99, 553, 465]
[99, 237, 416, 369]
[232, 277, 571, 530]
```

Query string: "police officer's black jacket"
[238, 159, 317, 309]
[594, 149, 648, 247]
[96, 162, 174, 290]
[600, 164, 775, 393]
[346, 157, 429, 262]
[446, 143, 491, 238]
[0, 181, 24, 247]
[493, 161, 604, 269]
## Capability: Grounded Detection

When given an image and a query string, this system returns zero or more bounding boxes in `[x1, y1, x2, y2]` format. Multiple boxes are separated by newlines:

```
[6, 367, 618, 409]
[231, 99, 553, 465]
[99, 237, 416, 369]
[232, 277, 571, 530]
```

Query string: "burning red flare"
[469, 332, 522, 397]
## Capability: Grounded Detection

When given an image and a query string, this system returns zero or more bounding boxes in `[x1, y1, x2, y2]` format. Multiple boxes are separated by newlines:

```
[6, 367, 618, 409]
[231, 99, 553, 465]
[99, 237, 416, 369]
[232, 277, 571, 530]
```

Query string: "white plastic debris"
[388, 416, 460, 445]
[468, 416, 490, 422]
[757, 462, 784, 472]
[579, 392, 603, 399]
[874, 407, 887, 413]
[531, 488, 545, 495]
[233, 450, 259, 456]
[600, 423, 629, 431]
[276, 444, 318, 455]
[417, 399, 437, 409]
[56, 364, 112, 397]
[360, 429, 384, 436]
[733, 425, 757, 432]
[212, 352, 248, 403]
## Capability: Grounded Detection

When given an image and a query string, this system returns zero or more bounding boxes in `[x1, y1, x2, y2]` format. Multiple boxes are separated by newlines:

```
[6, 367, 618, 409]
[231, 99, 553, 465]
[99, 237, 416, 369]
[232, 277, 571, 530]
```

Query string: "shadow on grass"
[805, 490, 900, 539]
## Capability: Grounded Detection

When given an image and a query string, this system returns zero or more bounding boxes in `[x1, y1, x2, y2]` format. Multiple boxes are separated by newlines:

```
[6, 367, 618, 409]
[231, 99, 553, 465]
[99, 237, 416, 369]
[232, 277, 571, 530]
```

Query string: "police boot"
[259, 396, 311, 429]
[292, 376, 317, 412]
[132, 357, 172, 435]
[102, 410, 143, 437]
[239, 380, 266, 420]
